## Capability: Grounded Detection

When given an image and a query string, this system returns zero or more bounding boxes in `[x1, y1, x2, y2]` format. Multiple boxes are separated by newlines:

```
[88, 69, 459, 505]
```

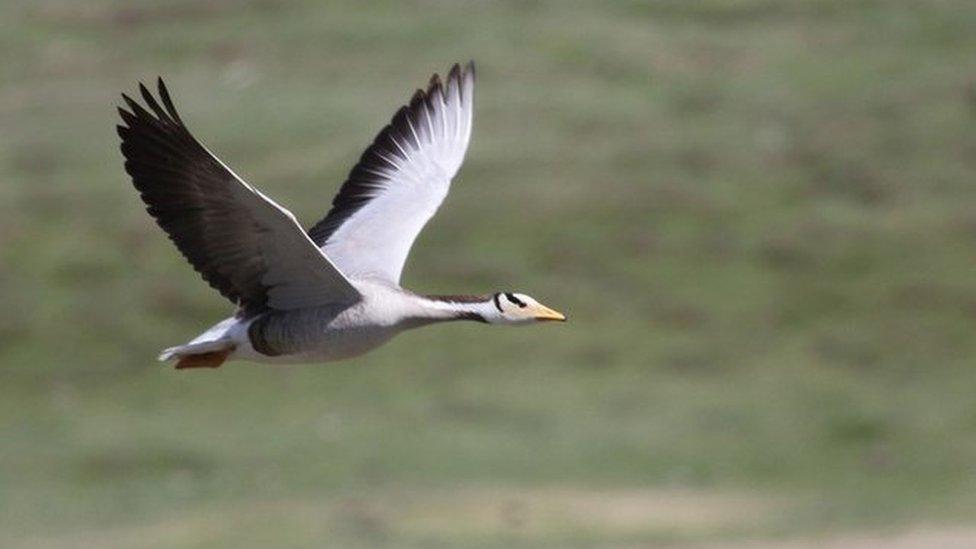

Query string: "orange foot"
[175, 348, 233, 370]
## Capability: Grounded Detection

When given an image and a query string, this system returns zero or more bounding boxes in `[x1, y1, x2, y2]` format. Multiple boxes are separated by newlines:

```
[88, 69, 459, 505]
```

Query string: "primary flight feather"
[118, 62, 565, 370]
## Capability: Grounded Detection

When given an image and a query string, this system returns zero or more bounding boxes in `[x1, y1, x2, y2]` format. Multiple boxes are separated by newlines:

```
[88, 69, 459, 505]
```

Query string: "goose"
[117, 62, 565, 370]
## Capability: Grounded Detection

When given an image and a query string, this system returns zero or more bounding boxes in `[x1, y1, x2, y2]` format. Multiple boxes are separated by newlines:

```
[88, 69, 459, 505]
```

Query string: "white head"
[486, 292, 566, 325]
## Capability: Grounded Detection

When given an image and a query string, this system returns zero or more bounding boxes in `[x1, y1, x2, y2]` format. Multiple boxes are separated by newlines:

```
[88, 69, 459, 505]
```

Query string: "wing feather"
[307, 62, 476, 284]
[119, 79, 360, 314]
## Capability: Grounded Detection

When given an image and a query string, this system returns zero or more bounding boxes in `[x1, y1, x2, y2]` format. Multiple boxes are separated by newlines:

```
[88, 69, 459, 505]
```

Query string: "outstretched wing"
[307, 62, 476, 284]
[118, 79, 361, 315]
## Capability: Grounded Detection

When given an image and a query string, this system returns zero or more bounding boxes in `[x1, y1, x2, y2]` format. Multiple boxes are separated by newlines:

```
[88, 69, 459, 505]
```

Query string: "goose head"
[487, 292, 566, 324]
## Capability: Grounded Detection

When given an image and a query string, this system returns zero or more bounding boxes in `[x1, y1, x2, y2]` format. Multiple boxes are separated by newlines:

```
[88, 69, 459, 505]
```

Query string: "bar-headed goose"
[118, 62, 565, 369]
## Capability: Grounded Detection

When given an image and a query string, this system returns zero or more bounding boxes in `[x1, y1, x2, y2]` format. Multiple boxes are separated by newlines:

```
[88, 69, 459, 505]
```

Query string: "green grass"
[2, 0, 976, 546]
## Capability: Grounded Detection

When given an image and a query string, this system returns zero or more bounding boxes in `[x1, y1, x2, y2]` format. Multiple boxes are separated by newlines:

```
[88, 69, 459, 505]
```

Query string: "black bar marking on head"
[505, 292, 527, 308]
[493, 293, 503, 312]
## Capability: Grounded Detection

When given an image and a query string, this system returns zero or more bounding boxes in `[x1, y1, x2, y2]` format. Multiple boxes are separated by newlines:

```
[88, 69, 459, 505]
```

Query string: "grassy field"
[2, 0, 976, 547]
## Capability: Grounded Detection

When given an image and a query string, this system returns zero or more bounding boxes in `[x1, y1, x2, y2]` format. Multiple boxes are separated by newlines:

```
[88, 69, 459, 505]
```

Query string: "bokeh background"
[2, 1, 975, 547]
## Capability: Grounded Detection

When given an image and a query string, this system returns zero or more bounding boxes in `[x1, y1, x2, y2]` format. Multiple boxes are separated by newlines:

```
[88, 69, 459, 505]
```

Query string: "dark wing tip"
[156, 77, 184, 124]
[139, 81, 172, 122]
[119, 93, 150, 125]
[447, 63, 461, 82]
[120, 92, 137, 110]
[409, 88, 426, 108]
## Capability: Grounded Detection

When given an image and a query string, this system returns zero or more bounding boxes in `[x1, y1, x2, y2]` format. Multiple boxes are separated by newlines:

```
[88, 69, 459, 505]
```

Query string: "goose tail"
[159, 317, 239, 369]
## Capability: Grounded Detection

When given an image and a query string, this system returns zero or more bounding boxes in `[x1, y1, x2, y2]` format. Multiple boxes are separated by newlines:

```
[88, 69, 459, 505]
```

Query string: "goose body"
[117, 62, 565, 369]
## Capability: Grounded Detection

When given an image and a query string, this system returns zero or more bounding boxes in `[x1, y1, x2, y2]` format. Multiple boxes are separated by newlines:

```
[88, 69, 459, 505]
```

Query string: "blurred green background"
[2, 1, 975, 547]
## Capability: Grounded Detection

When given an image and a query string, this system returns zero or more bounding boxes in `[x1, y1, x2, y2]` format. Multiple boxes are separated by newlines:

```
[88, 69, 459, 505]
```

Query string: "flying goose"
[118, 62, 565, 369]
